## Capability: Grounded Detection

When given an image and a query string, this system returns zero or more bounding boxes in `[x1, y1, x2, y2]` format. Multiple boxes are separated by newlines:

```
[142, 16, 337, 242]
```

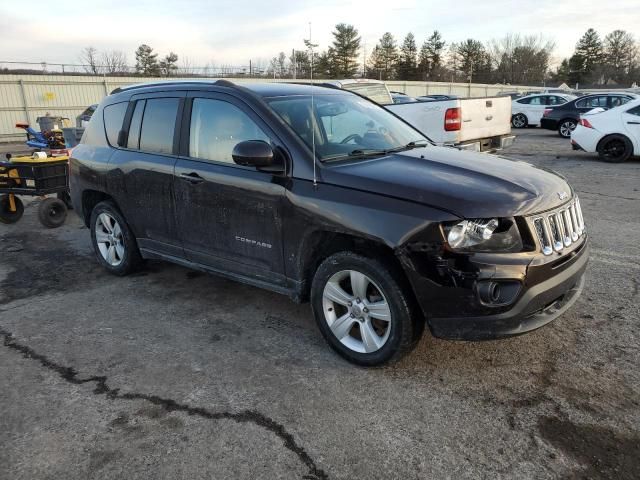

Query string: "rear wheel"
[511, 113, 528, 129]
[38, 197, 67, 228]
[0, 194, 24, 224]
[90, 201, 141, 276]
[311, 252, 423, 366]
[598, 135, 633, 163]
[558, 119, 577, 138]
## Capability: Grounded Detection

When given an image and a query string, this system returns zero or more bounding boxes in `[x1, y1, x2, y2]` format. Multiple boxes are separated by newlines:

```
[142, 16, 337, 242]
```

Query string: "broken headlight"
[443, 218, 522, 252]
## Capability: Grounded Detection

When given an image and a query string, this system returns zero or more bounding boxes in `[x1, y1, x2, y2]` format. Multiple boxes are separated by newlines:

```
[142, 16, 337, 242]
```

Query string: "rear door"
[623, 105, 640, 152]
[526, 95, 547, 125]
[107, 92, 185, 257]
[173, 92, 287, 285]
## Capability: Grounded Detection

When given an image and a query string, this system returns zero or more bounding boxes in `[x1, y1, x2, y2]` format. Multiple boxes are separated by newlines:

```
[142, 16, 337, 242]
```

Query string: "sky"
[1, 0, 639, 70]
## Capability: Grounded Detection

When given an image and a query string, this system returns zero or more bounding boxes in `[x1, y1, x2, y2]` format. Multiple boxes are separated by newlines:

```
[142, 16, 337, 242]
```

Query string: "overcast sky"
[1, 0, 638, 69]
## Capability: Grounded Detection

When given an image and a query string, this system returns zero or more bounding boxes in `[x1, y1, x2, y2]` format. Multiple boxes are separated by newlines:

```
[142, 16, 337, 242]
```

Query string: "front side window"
[189, 98, 270, 164]
[138, 98, 179, 154]
[610, 96, 632, 108]
[267, 94, 427, 162]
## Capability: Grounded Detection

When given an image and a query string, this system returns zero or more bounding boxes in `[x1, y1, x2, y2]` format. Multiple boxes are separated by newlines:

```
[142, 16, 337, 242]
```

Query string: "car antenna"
[304, 23, 319, 187]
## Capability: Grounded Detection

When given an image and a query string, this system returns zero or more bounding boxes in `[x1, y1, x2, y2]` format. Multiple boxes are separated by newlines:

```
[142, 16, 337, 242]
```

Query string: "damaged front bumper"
[400, 236, 589, 340]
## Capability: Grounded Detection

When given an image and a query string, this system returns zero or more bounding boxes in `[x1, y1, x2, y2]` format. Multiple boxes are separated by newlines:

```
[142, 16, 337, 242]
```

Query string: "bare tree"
[489, 34, 555, 84]
[101, 50, 128, 74]
[180, 56, 196, 75]
[80, 46, 100, 74]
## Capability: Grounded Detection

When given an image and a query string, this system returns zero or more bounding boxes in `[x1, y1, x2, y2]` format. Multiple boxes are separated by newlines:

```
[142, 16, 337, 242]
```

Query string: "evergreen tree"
[457, 39, 491, 82]
[371, 33, 399, 80]
[397, 33, 417, 80]
[419, 31, 446, 80]
[135, 44, 159, 75]
[159, 52, 179, 76]
[573, 28, 604, 82]
[330, 23, 361, 77]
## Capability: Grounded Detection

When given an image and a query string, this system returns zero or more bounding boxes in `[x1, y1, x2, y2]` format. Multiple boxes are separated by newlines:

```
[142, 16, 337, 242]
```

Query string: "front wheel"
[598, 135, 633, 163]
[90, 201, 141, 276]
[311, 252, 423, 366]
[558, 119, 577, 138]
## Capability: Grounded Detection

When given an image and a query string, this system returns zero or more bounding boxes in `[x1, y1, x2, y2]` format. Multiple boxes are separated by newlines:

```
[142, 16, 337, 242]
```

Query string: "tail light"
[543, 109, 552, 117]
[444, 108, 461, 131]
[579, 118, 593, 129]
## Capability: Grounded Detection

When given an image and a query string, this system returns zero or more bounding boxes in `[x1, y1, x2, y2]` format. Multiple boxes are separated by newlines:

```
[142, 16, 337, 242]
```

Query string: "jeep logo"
[558, 191, 568, 200]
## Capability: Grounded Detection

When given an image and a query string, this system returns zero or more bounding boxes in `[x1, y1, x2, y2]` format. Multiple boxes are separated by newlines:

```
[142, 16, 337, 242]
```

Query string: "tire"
[57, 191, 73, 210]
[89, 200, 142, 276]
[511, 113, 528, 129]
[558, 119, 577, 138]
[311, 252, 423, 366]
[0, 195, 24, 224]
[38, 197, 67, 228]
[597, 135, 633, 163]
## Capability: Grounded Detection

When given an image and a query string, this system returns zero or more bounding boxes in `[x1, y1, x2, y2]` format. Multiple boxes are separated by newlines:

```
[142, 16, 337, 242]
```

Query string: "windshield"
[266, 94, 428, 162]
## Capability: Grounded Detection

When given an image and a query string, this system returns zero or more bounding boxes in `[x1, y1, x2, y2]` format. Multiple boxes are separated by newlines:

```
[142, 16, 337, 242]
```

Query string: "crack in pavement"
[575, 189, 639, 202]
[0, 327, 328, 480]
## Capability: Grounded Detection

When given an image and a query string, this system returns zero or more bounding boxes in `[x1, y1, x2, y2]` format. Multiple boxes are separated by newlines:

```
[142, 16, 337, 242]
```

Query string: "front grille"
[532, 197, 585, 255]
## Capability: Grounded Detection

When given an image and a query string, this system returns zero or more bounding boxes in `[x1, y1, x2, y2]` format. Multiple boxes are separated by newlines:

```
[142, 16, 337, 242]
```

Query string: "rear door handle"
[627, 121, 640, 125]
[179, 172, 205, 184]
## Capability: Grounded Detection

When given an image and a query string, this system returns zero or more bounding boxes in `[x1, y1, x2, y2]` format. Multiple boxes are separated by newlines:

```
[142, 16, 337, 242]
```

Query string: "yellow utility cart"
[0, 153, 69, 228]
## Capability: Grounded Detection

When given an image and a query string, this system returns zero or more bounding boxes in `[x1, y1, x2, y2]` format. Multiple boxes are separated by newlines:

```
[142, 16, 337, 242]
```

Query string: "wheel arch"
[81, 190, 116, 227]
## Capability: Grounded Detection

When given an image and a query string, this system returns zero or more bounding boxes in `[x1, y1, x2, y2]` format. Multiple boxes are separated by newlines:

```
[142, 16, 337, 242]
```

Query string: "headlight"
[443, 218, 522, 252]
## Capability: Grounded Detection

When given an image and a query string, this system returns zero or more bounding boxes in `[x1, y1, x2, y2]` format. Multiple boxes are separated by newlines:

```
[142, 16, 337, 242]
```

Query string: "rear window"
[340, 83, 393, 105]
[137, 98, 180, 154]
[102, 102, 127, 146]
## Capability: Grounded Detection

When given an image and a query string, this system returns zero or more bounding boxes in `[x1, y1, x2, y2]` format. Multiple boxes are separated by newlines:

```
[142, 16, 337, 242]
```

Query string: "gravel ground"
[1, 129, 639, 480]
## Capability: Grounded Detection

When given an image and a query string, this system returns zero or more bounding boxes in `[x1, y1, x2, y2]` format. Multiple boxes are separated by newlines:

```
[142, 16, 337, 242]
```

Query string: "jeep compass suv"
[70, 80, 589, 366]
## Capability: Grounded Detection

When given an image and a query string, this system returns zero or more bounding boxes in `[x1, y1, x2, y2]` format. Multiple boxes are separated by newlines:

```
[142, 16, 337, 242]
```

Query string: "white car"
[571, 98, 640, 162]
[511, 94, 576, 128]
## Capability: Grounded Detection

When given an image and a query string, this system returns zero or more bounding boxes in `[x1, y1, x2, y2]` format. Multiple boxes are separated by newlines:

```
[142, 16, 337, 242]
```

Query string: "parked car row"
[571, 97, 640, 163]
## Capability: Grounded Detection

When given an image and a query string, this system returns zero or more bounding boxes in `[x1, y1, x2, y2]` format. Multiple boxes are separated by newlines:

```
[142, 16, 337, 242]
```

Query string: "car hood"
[321, 146, 573, 218]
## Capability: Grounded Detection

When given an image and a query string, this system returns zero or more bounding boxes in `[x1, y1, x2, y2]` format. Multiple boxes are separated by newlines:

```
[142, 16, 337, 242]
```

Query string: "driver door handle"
[179, 172, 205, 184]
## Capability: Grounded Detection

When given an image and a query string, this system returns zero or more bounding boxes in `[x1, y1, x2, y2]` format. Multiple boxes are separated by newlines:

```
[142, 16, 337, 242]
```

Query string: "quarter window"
[136, 98, 180, 154]
[103, 102, 127, 146]
[628, 106, 640, 117]
[189, 98, 270, 164]
[517, 97, 531, 105]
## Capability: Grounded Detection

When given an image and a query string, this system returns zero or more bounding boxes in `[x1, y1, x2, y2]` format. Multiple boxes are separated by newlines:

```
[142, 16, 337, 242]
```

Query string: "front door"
[173, 93, 287, 286]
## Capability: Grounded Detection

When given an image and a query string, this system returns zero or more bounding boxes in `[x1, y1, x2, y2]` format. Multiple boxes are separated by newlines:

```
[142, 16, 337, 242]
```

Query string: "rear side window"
[136, 98, 180, 154]
[577, 96, 608, 108]
[103, 102, 127, 146]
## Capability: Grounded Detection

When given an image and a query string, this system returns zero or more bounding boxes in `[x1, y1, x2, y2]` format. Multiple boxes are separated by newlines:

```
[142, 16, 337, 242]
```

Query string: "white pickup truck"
[324, 79, 515, 152]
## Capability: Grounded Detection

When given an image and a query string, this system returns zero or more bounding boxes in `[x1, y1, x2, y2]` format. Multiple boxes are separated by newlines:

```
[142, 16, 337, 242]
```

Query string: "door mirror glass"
[232, 140, 274, 168]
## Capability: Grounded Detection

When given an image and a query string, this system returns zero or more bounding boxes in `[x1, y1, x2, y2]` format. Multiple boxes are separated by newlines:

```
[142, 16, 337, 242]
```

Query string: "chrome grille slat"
[531, 197, 585, 256]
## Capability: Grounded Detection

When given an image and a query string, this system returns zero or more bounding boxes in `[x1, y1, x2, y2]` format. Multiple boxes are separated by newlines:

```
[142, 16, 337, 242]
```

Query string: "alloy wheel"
[322, 270, 392, 354]
[560, 121, 576, 138]
[95, 212, 125, 266]
[602, 139, 626, 160]
[512, 114, 526, 128]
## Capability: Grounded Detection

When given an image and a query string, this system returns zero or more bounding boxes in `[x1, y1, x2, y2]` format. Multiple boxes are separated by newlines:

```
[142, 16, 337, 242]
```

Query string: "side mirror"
[232, 140, 274, 168]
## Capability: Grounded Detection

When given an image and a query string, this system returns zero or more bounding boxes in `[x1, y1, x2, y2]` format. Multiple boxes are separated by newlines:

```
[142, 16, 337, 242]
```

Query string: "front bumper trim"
[429, 241, 588, 340]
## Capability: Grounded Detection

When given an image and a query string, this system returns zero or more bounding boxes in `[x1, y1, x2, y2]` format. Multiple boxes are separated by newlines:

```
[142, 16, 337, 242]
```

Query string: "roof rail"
[110, 79, 236, 95]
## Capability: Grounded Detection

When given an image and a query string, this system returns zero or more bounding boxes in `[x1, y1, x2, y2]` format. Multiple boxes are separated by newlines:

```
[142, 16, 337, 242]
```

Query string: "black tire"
[57, 191, 73, 210]
[0, 195, 24, 224]
[38, 197, 67, 228]
[511, 113, 528, 129]
[597, 135, 633, 163]
[311, 252, 423, 366]
[558, 119, 577, 138]
[89, 200, 142, 276]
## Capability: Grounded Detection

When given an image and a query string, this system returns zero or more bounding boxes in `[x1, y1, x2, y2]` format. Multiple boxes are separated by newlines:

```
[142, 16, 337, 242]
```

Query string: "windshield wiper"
[322, 140, 430, 162]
